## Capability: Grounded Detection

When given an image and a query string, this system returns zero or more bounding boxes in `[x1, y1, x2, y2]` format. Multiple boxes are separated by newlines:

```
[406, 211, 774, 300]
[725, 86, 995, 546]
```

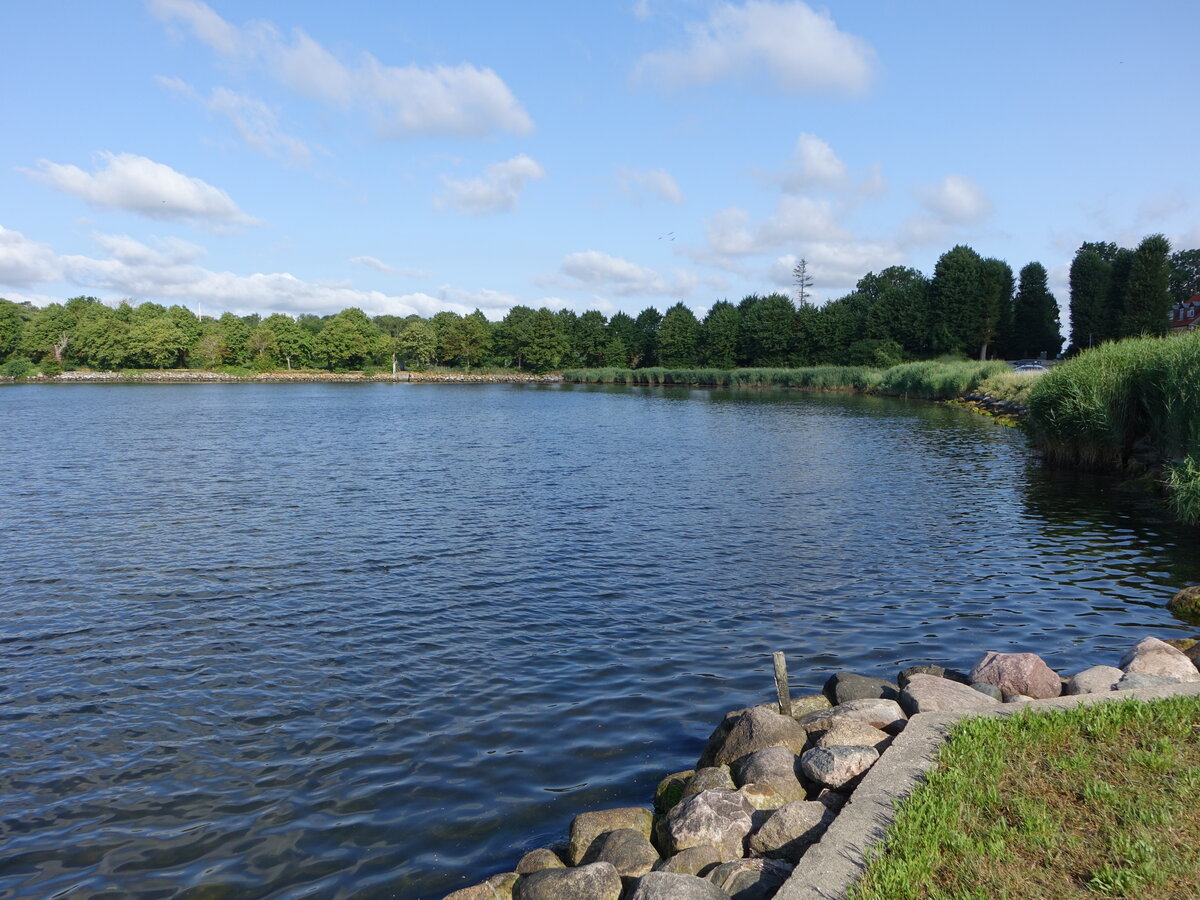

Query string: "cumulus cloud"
[556, 250, 698, 297]
[618, 167, 685, 205]
[769, 241, 905, 297]
[916, 174, 993, 225]
[700, 196, 846, 262]
[0, 225, 63, 287]
[634, 1, 874, 95]
[349, 255, 432, 278]
[780, 133, 848, 191]
[436, 154, 545, 215]
[209, 87, 312, 164]
[24, 152, 260, 226]
[149, 0, 533, 137]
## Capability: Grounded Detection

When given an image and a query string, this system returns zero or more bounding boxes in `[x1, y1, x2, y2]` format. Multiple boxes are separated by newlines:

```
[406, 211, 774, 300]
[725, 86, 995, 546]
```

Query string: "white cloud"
[436, 154, 545, 215]
[24, 152, 260, 226]
[758, 195, 848, 245]
[0, 226, 63, 287]
[632, 0, 652, 21]
[781, 133, 848, 191]
[634, 1, 874, 95]
[618, 167, 685, 205]
[556, 250, 699, 297]
[916, 174, 993, 225]
[149, 0, 533, 138]
[349, 255, 395, 274]
[207, 87, 312, 164]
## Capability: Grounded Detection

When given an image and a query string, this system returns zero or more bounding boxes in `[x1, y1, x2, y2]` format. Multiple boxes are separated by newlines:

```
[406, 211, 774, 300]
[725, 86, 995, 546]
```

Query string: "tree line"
[2, 239, 1194, 376]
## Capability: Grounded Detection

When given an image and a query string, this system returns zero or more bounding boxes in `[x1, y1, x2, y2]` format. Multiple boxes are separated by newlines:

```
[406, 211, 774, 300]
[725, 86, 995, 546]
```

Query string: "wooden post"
[773, 651, 791, 717]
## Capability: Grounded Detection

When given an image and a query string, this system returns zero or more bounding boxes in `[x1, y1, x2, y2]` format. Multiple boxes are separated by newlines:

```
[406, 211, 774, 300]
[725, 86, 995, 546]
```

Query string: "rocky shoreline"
[446, 590, 1200, 900]
[1, 370, 562, 385]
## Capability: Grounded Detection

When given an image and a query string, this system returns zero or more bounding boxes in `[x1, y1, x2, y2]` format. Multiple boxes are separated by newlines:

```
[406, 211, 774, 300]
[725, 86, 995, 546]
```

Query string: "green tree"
[1068, 244, 1114, 353]
[246, 325, 279, 368]
[1168, 248, 1200, 304]
[1105, 246, 1135, 342]
[854, 266, 930, 359]
[633, 307, 662, 368]
[928, 245, 985, 357]
[657, 302, 700, 367]
[443, 310, 492, 371]
[737, 294, 793, 366]
[263, 313, 313, 370]
[976, 258, 1014, 360]
[524, 307, 570, 373]
[217, 312, 252, 365]
[494, 306, 536, 369]
[574, 310, 608, 367]
[606, 312, 641, 367]
[315, 307, 386, 369]
[699, 300, 741, 368]
[0, 299, 28, 361]
[1121, 234, 1172, 336]
[395, 319, 436, 369]
[1010, 262, 1063, 359]
[20, 302, 75, 363]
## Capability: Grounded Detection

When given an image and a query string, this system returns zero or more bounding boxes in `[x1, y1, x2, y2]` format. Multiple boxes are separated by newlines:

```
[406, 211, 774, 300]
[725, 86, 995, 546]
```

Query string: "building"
[1170, 294, 1200, 332]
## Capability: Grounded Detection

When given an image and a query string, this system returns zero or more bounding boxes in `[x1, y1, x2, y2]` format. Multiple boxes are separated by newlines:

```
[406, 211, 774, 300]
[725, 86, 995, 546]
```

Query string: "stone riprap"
[442, 634, 1200, 900]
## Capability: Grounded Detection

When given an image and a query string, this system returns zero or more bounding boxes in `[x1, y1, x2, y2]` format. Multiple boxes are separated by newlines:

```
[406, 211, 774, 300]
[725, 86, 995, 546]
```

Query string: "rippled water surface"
[2, 383, 1197, 898]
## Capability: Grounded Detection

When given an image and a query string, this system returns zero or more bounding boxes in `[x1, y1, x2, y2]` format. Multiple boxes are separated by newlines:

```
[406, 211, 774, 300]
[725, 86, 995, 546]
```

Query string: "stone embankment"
[958, 390, 1026, 421]
[3, 370, 561, 385]
[445, 590, 1200, 900]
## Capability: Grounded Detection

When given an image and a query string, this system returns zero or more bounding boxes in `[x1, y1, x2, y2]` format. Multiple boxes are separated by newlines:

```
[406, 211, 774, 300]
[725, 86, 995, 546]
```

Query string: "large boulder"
[684, 766, 736, 798]
[746, 800, 831, 861]
[706, 858, 793, 900]
[900, 673, 1001, 715]
[733, 746, 807, 803]
[969, 651, 1061, 699]
[799, 745, 879, 790]
[656, 771, 694, 813]
[1063, 665, 1123, 695]
[814, 719, 889, 751]
[652, 845, 729, 876]
[700, 705, 810, 767]
[568, 808, 654, 865]
[514, 862, 623, 900]
[1167, 585, 1200, 623]
[1116, 672, 1183, 690]
[445, 884, 497, 900]
[736, 782, 789, 811]
[796, 699, 906, 735]
[822, 672, 900, 704]
[788, 693, 832, 717]
[581, 828, 660, 878]
[1119, 637, 1200, 682]
[487, 872, 518, 900]
[665, 789, 754, 856]
[629, 871, 732, 900]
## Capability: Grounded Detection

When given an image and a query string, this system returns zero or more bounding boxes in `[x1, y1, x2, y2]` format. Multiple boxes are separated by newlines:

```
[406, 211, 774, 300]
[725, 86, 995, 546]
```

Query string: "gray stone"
[655, 770, 694, 813]
[1004, 694, 1033, 703]
[969, 651, 1062, 699]
[814, 720, 889, 752]
[746, 800, 831, 862]
[796, 698, 906, 735]
[1116, 672, 1183, 690]
[896, 664, 944, 688]
[515, 848, 564, 875]
[1167, 585, 1200, 623]
[630, 871, 732, 900]
[514, 862, 623, 900]
[567, 807, 654, 865]
[733, 746, 807, 803]
[900, 673, 1001, 715]
[666, 789, 754, 855]
[652, 845, 729, 876]
[580, 828, 660, 878]
[707, 858, 793, 900]
[736, 782, 788, 811]
[970, 682, 1003, 701]
[821, 672, 900, 705]
[684, 766, 736, 798]
[445, 883, 496, 900]
[799, 745, 879, 790]
[487, 872, 518, 900]
[787, 693, 832, 717]
[1119, 637, 1200, 682]
[1064, 665, 1123, 695]
[701, 705, 810, 767]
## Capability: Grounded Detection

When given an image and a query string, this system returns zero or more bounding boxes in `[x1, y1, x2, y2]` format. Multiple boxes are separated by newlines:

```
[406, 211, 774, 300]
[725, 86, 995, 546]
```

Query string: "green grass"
[974, 370, 1046, 406]
[850, 696, 1200, 900]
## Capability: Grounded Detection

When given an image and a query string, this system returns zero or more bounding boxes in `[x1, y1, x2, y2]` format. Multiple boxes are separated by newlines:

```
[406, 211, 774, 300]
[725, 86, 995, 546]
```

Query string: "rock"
[796, 698, 906, 735]
[1004, 695, 1033, 703]
[684, 766, 736, 798]
[1119, 637, 1200, 682]
[514, 862, 623, 900]
[701, 706, 810, 767]
[788, 693, 832, 717]
[697, 706, 759, 767]
[487, 872, 519, 900]
[733, 747, 807, 803]
[746, 800, 831, 861]
[736, 782, 787, 811]
[1116, 672, 1183, 690]
[799, 745, 879, 790]
[970, 682, 1003, 701]
[900, 674, 1001, 715]
[1164, 638, 1198, 651]
[515, 848, 565, 875]
[969, 651, 1062, 699]
[897, 664, 944, 688]
[568, 808, 654, 865]
[706, 858, 793, 900]
[656, 771, 694, 813]
[813, 719, 890, 752]
[815, 789, 847, 813]
[1167, 586, 1200, 623]
[1064, 665, 1124, 695]
[630, 871, 732, 900]
[652, 845, 729, 876]
[665, 789, 754, 856]
[580, 828, 659, 878]
[822, 672, 900, 705]
[1187, 643, 1200, 666]
[445, 884, 496, 900]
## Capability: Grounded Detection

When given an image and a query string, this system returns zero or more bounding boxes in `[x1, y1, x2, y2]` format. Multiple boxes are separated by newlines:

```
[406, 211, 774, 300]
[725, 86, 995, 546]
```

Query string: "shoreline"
[1, 370, 564, 385]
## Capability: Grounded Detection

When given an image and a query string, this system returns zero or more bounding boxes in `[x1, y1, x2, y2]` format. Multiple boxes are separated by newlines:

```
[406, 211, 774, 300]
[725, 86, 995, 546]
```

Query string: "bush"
[251, 355, 275, 373]
[218, 365, 254, 377]
[38, 359, 62, 377]
[2, 357, 34, 378]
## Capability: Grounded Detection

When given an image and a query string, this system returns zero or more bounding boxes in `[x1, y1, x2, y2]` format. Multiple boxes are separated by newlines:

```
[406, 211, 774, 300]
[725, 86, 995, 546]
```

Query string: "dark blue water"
[1, 383, 1196, 899]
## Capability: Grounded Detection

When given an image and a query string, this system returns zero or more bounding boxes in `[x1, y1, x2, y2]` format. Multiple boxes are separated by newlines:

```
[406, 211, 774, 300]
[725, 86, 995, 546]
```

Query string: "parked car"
[1013, 363, 1049, 373]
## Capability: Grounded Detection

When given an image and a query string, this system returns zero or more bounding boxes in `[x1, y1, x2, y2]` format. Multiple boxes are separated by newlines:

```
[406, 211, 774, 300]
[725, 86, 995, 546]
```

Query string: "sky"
[2, 1, 1197, 329]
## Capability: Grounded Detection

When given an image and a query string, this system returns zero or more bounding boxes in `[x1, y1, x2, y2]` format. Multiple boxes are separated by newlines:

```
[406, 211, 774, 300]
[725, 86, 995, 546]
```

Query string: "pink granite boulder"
[968, 651, 1061, 699]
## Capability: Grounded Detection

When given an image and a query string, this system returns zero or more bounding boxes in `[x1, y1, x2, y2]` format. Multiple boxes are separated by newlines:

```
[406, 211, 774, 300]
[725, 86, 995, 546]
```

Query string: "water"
[1, 383, 1196, 898]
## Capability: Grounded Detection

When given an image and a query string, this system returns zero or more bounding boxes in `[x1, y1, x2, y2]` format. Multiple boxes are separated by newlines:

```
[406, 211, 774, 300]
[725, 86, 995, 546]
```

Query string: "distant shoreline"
[1, 370, 564, 385]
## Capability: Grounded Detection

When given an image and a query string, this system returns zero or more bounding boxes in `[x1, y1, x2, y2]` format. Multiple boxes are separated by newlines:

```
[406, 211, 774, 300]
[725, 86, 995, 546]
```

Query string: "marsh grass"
[975, 370, 1045, 406]
[850, 696, 1200, 900]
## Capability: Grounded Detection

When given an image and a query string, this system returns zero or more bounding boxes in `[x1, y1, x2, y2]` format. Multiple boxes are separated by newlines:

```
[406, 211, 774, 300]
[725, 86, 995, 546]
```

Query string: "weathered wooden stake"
[773, 651, 791, 716]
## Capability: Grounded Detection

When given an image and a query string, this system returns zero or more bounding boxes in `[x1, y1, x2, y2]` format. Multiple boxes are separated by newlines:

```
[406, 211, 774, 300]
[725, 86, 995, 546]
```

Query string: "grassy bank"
[851, 695, 1200, 900]
[562, 360, 1009, 400]
[1025, 330, 1200, 523]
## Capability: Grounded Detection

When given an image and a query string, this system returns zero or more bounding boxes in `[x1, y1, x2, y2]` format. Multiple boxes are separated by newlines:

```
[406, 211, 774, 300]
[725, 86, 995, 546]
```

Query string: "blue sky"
[2, 1, 1196, 328]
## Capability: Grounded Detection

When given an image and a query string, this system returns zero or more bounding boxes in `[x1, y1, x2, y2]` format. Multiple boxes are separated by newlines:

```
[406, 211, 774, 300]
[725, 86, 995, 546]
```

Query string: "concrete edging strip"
[775, 680, 1200, 900]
